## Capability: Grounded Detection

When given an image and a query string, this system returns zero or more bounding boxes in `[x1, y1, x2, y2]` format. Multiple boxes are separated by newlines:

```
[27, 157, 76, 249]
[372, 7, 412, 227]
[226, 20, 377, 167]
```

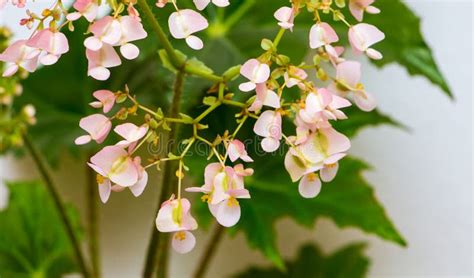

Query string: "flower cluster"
[0, 0, 148, 80]
[1, 0, 385, 254]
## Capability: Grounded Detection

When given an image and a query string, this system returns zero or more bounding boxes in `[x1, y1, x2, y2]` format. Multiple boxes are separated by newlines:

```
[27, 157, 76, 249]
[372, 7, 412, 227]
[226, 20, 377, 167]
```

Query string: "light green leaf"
[0, 181, 83, 278]
[235, 242, 370, 278]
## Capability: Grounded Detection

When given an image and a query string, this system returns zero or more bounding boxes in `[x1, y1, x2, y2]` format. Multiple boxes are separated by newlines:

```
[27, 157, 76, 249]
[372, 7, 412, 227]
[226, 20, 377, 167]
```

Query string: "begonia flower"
[0, 39, 40, 77]
[75, 114, 112, 145]
[239, 59, 270, 92]
[274, 6, 295, 30]
[66, 0, 99, 22]
[227, 139, 253, 162]
[331, 61, 376, 111]
[114, 123, 149, 148]
[254, 110, 282, 152]
[156, 197, 198, 253]
[89, 90, 116, 113]
[86, 43, 122, 80]
[348, 23, 385, 60]
[168, 9, 209, 50]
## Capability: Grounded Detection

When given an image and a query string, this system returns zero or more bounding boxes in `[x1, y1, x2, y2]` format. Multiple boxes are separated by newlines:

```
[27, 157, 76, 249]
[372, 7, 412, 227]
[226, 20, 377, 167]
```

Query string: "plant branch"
[23, 135, 91, 278]
[86, 161, 101, 278]
[193, 224, 225, 278]
[142, 70, 186, 278]
[137, 0, 185, 69]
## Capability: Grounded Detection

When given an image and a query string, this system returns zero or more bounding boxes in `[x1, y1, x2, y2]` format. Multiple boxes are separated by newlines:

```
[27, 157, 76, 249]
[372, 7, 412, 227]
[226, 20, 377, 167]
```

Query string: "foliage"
[235, 242, 370, 278]
[0, 181, 82, 278]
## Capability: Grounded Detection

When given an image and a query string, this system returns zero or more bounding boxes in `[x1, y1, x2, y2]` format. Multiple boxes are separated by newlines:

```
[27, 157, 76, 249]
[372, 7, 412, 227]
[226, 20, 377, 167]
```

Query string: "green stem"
[193, 224, 225, 278]
[137, 0, 185, 69]
[142, 70, 185, 278]
[23, 135, 91, 278]
[86, 161, 101, 278]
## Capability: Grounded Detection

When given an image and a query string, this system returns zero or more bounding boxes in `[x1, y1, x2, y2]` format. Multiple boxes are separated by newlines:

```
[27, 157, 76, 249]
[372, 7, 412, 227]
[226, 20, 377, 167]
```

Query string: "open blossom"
[168, 9, 209, 50]
[26, 29, 69, 66]
[227, 139, 253, 162]
[298, 88, 351, 126]
[248, 83, 280, 112]
[156, 198, 198, 253]
[75, 114, 112, 145]
[331, 61, 376, 111]
[89, 90, 116, 113]
[116, 16, 148, 60]
[285, 128, 350, 198]
[94, 156, 148, 203]
[309, 22, 339, 57]
[66, 0, 99, 22]
[349, 0, 380, 22]
[84, 16, 121, 51]
[187, 163, 252, 227]
[0, 39, 40, 77]
[274, 6, 295, 30]
[254, 110, 282, 152]
[239, 59, 270, 92]
[86, 43, 122, 80]
[114, 123, 149, 148]
[193, 0, 229, 10]
[348, 23, 385, 60]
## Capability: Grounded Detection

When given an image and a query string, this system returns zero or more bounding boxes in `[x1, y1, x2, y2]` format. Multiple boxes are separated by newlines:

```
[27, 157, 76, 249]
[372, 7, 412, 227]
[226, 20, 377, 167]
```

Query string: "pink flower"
[330, 61, 376, 111]
[89, 90, 116, 113]
[116, 16, 148, 60]
[156, 197, 198, 254]
[298, 88, 351, 125]
[88, 145, 140, 188]
[84, 16, 121, 51]
[86, 43, 122, 80]
[75, 114, 112, 145]
[193, 0, 229, 10]
[66, 0, 99, 22]
[0, 0, 7, 9]
[284, 66, 308, 89]
[239, 59, 270, 92]
[309, 22, 339, 57]
[93, 155, 148, 203]
[284, 128, 349, 198]
[187, 163, 252, 227]
[274, 6, 295, 30]
[168, 9, 209, 50]
[349, 0, 380, 22]
[0, 39, 40, 77]
[254, 110, 282, 152]
[227, 139, 253, 162]
[248, 83, 280, 112]
[26, 29, 69, 66]
[114, 123, 149, 148]
[348, 23, 385, 60]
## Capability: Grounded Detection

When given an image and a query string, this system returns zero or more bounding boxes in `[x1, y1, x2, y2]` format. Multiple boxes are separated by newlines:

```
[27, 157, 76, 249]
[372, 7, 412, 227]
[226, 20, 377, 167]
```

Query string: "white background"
[0, 0, 473, 277]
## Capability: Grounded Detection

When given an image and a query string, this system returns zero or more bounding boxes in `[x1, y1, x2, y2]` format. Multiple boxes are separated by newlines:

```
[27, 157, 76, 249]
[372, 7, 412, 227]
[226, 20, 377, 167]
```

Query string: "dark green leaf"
[235, 242, 370, 278]
[0, 181, 82, 278]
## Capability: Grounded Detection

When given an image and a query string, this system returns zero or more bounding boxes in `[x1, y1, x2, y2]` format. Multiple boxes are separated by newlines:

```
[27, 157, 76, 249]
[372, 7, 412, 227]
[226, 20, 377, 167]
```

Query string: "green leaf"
[331, 0, 452, 97]
[0, 181, 82, 278]
[235, 242, 370, 278]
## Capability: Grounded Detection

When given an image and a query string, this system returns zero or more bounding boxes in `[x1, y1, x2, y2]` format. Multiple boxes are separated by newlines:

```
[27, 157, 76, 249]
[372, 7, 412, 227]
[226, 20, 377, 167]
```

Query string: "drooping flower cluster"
[1, 0, 385, 255]
[0, 0, 148, 80]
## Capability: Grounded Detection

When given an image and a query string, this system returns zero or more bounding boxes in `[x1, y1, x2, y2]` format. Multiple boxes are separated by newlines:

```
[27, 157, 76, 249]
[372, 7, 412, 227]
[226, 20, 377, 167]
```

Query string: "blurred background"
[0, 0, 472, 277]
